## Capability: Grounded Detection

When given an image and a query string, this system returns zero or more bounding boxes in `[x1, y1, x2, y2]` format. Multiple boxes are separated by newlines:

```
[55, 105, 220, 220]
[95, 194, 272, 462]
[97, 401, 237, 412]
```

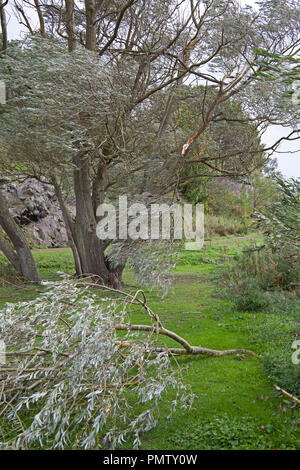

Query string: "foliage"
[222, 276, 271, 312]
[220, 243, 300, 397]
[220, 244, 300, 311]
[205, 214, 249, 238]
[181, 171, 280, 239]
[242, 292, 300, 398]
[248, 170, 280, 210]
[253, 47, 300, 118]
[0, 38, 115, 173]
[178, 87, 265, 204]
[263, 352, 300, 400]
[254, 177, 300, 250]
[0, 278, 193, 449]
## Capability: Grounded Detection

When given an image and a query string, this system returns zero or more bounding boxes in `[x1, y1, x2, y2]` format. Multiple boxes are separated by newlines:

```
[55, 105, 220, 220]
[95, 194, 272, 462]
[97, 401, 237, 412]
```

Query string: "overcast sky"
[3, 0, 300, 178]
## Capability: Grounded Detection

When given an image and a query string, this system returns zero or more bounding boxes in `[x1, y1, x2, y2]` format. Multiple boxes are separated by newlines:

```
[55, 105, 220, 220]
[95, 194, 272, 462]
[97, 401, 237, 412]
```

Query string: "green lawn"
[0, 240, 299, 450]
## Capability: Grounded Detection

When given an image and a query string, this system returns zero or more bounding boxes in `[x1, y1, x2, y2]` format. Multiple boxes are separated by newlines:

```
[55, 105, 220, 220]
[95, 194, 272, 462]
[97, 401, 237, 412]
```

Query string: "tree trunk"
[0, 231, 21, 272]
[84, 0, 96, 51]
[0, 0, 7, 50]
[33, 0, 46, 37]
[65, 0, 76, 52]
[63, 1, 124, 287]
[0, 192, 40, 283]
[73, 154, 111, 283]
[105, 258, 125, 290]
[51, 176, 82, 276]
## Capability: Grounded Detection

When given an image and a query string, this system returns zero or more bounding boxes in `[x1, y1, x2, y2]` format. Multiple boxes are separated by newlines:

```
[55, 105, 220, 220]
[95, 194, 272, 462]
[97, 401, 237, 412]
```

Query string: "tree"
[177, 86, 265, 203]
[0, 0, 299, 287]
[248, 170, 279, 211]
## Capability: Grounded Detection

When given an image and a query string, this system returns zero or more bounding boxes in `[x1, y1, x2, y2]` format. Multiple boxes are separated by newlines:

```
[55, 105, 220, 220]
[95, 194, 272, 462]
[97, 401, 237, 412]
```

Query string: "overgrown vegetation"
[204, 214, 250, 238]
[220, 245, 300, 310]
[219, 178, 300, 400]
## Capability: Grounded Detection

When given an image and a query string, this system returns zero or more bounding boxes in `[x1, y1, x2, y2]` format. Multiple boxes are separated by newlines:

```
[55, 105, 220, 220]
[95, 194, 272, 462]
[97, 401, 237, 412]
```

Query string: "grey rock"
[0, 178, 74, 247]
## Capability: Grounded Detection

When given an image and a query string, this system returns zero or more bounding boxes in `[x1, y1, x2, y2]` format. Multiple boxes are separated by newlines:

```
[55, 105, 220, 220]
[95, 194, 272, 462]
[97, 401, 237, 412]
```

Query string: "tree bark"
[73, 154, 110, 283]
[105, 258, 125, 290]
[84, 0, 96, 51]
[0, 0, 7, 50]
[0, 231, 21, 272]
[51, 176, 82, 276]
[33, 0, 46, 37]
[65, 0, 76, 52]
[0, 192, 40, 283]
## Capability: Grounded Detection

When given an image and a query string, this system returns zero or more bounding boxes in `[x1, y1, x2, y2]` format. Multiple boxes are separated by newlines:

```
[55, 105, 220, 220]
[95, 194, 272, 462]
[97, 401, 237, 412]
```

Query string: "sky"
[3, 0, 300, 178]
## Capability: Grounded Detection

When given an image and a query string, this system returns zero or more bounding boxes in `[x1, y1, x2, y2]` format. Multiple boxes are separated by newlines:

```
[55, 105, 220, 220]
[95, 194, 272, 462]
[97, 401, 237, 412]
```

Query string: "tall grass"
[205, 214, 250, 238]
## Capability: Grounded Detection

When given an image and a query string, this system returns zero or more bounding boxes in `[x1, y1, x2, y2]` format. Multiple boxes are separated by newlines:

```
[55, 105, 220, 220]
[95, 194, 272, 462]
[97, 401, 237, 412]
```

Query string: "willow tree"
[0, 0, 299, 287]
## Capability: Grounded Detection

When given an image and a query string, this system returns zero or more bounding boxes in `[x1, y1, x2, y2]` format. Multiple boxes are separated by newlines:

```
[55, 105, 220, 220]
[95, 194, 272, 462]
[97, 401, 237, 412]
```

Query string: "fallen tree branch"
[274, 385, 300, 405]
[115, 323, 259, 358]
[9, 277, 257, 361]
[77, 279, 259, 359]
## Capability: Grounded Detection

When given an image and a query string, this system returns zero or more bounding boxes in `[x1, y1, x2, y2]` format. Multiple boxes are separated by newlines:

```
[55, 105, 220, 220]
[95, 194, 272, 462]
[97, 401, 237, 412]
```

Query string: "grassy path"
[130, 263, 299, 449]
[120, 258, 300, 449]
[29, 234, 262, 253]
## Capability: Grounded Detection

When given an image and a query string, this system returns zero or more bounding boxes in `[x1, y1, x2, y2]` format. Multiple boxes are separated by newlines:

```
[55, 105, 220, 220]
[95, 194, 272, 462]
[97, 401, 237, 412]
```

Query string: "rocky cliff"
[0, 178, 72, 247]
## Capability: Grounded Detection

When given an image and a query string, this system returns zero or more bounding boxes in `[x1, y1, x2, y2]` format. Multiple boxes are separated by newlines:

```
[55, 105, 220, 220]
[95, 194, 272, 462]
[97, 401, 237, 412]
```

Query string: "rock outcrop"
[0, 178, 72, 247]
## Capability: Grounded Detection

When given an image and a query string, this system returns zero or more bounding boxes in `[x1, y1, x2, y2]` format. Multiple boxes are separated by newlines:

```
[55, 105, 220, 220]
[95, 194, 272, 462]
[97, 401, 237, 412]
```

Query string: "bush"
[222, 277, 271, 311]
[239, 247, 299, 291]
[248, 294, 300, 398]
[254, 177, 300, 251]
[220, 246, 300, 311]
[262, 352, 300, 399]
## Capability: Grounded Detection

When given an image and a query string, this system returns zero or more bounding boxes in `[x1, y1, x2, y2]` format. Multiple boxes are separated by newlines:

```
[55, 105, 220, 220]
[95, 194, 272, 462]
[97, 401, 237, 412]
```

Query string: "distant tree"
[249, 170, 280, 211]
[177, 87, 265, 204]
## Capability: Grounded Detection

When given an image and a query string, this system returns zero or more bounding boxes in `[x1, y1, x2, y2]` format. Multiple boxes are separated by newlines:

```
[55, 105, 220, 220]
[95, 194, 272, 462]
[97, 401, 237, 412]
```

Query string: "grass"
[0, 239, 299, 450]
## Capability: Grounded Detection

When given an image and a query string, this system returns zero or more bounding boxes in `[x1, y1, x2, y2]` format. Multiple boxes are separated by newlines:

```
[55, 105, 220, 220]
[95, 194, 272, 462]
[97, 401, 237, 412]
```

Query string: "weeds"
[168, 414, 300, 450]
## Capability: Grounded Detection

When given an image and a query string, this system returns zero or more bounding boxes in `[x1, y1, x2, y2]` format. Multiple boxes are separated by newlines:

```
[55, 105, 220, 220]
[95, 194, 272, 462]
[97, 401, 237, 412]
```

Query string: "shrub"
[249, 294, 300, 398]
[222, 276, 271, 311]
[220, 245, 300, 312]
[262, 352, 300, 399]
[254, 177, 300, 251]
